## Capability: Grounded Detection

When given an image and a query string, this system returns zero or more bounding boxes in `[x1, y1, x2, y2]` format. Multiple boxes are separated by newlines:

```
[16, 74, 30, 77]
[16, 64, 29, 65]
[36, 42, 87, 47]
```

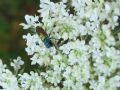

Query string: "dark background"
[0, 0, 39, 65]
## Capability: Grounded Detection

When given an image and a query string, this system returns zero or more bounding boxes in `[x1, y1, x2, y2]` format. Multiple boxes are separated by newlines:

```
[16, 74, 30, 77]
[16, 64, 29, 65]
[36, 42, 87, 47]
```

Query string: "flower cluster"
[1, 0, 120, 90]
[0, 59, 19, 90]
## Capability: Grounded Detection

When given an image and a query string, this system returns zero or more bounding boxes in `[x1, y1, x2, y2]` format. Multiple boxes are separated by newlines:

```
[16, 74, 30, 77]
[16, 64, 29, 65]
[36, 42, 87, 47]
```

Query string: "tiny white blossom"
[90, 10, 99, 22]
[10, 56, 24, 71]
[105, 3, 111, 13]
[0, 63, 19, 90]
[20, 15, 39, 29]
[109, 75, 120, 88]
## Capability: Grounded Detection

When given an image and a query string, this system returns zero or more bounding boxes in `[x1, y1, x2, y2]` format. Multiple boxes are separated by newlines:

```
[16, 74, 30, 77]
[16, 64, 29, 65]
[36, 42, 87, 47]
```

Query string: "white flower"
[90, 10, 99, 22]
[23, 33, 43, 55]
[63, 79, 74, 89]
[20, 15, 39, 29]
[19, 71, 44, 90]
[108, 15, 119, 29]
[77, 24, 87, 35]
[89, 76, 106, 90]
[109, 75, 120, 88]
[59, 43, 71, 55]
[0, 59, 6, 74]
[86, 21, 97, 31]
[10, 56, 24, 71]
[18, 73, 31, 89]
[62, 32, 68, 40]
[105, 3, 111, 13]
[0, 68, 19, 90]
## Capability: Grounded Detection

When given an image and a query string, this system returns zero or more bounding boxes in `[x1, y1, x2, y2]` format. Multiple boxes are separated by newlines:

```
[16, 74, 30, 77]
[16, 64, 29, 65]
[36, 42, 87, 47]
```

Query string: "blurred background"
[0, 0, 39, 66]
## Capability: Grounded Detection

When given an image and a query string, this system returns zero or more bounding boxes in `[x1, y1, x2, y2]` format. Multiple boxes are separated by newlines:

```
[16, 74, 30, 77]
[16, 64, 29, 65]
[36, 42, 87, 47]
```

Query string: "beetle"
[36, 26, 69, 50]
[36, 26, 53, 48]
